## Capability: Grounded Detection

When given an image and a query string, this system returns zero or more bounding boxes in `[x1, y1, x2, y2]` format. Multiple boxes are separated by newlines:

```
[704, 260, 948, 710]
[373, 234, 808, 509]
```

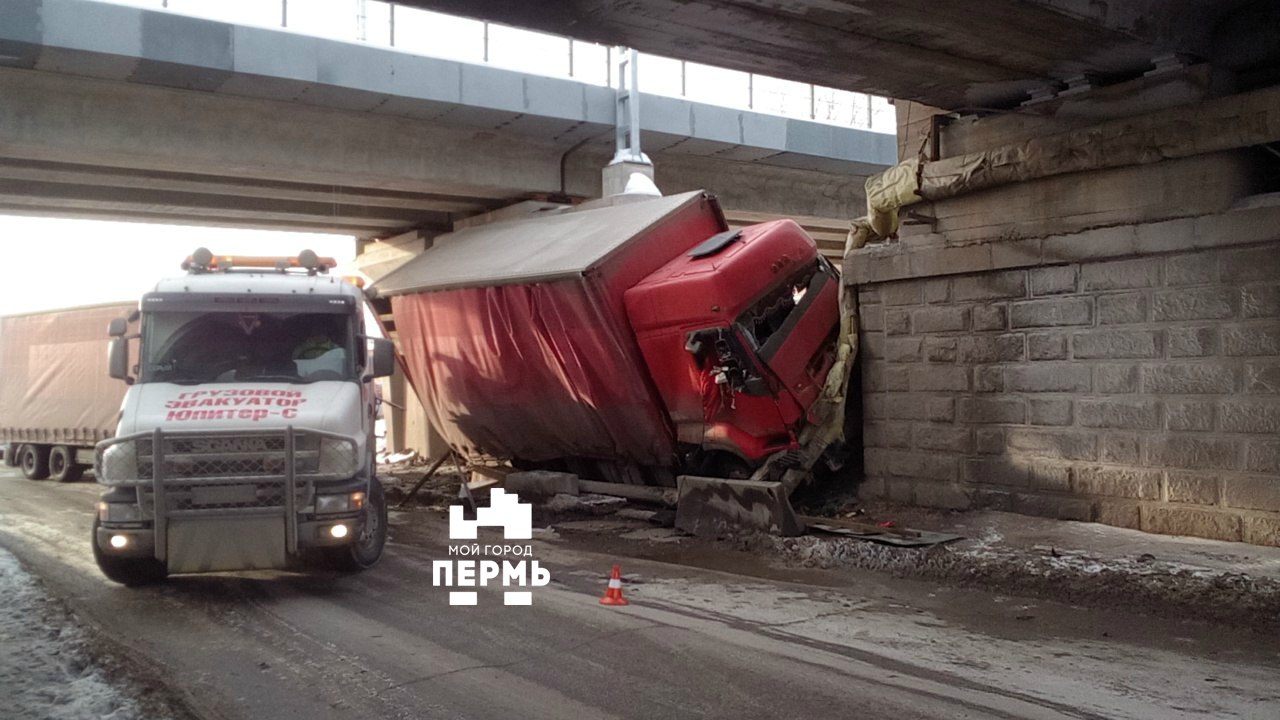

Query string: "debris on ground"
[376, 449, 420, 466]
[544, 493, 628, 515]
[740, 506, 1280, 630]
[380, 461, 466, 511]
[799, 514, 962, 547]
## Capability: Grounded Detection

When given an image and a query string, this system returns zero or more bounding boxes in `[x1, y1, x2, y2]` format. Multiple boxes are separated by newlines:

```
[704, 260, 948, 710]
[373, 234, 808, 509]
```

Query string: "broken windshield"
[736, 261, 824, 351]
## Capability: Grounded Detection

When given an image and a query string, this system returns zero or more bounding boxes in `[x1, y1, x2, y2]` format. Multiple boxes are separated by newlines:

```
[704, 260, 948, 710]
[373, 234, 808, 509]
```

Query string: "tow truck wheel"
[49, 446, 84, 483]
[328, 478, 388, 572]
[19, 444, 49, 480]
[92, 518, 167, 586]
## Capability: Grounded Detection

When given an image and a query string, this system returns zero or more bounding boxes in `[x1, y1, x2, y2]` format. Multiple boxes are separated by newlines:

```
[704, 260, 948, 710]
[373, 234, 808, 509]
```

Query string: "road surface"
[1, 467, 1277, 720]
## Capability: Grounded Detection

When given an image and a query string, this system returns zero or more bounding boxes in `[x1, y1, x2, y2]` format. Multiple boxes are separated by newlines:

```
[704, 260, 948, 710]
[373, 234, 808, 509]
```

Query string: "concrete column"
[601, 160, 657, 197]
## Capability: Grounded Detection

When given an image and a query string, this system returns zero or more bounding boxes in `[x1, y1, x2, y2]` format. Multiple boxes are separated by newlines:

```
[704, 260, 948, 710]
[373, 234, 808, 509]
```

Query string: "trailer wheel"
[19, 444, 49, 480]
[326, 478, 388, 572]
[92, 518, 167, 586]
[2, 444, 20, 468]
[49, 446, 84, 483]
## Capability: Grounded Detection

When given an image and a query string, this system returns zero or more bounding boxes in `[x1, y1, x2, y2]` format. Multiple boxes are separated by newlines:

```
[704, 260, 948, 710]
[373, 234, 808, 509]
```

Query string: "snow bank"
[0, 549, 156, 720]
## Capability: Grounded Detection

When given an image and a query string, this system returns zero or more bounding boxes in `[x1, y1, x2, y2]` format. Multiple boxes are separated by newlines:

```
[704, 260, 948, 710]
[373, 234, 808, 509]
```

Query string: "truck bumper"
[96, 512, 365, 566]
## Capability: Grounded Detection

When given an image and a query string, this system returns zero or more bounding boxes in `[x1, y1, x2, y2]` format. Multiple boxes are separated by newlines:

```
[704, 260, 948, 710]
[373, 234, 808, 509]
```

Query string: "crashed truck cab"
[92, 249, 395, 586]
[375, 191, 852, 535]
[624, 222, 841, 469]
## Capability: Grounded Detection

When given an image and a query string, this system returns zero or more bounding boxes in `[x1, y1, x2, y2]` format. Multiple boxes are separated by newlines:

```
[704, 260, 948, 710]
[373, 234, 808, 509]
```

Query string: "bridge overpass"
[406, 0, 1280, 547]
[402, 0, 1277, 112]
[0, 0, 894, 245]
[9, 0, 1279, 547]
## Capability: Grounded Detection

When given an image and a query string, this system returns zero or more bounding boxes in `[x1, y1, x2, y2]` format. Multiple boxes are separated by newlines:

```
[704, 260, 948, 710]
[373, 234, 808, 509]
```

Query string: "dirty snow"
[743, 530, 1280, 628]
[0, 548, 156, 720]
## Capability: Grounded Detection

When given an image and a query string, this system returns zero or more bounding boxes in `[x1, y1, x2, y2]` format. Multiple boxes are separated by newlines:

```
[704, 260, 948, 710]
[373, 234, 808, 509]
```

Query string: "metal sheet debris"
[799, 515, 963, 547]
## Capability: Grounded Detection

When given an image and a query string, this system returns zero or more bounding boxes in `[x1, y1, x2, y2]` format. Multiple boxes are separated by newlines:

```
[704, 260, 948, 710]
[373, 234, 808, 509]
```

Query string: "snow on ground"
[0, 548, 157, 720]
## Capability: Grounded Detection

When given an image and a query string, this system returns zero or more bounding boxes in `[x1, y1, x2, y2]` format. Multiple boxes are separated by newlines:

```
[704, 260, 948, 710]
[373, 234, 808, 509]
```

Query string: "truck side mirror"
[108, 318, 128, 337]
[369, 337, 395, 379]
[108, 337, 131, 382]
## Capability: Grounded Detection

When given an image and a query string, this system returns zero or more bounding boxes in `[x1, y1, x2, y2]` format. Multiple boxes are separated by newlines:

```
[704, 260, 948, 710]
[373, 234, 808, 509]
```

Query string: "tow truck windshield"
[140, 310, 356, 384]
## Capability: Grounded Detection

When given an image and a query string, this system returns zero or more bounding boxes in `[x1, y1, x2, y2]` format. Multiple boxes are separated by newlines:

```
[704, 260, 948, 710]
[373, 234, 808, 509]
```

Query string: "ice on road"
[0, 547, 155, 720]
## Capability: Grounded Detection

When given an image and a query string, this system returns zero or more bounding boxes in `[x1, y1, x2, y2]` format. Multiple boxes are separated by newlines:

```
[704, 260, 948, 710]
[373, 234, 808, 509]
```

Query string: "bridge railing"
[96, 0, 896, 133]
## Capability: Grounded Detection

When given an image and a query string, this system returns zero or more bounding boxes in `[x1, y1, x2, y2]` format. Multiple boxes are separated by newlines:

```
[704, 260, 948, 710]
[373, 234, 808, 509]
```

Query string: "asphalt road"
[1, 467, 1277, 720]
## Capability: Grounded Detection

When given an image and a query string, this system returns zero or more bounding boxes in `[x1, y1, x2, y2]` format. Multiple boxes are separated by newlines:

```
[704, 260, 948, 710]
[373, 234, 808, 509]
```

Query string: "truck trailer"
[373, 191, 855, 532]
[0, 303, 134, 482]
[91, 250, 395, 585]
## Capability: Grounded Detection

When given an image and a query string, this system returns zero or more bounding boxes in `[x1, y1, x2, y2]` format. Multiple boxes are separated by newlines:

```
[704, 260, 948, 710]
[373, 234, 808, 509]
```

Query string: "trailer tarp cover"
[377, 191, 727, 466]
[0, 304, 133, 445]
[374, 191, 706, 294]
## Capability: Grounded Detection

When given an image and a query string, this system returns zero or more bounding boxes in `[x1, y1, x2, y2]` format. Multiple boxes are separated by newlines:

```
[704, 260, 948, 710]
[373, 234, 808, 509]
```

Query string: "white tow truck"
[92, 249, 394, 585]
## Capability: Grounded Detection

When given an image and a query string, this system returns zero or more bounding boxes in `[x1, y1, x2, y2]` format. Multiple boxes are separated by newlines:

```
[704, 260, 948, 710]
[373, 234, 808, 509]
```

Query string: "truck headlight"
[97, 442, 139, 485]
[317, 437, 359, 478]
[97, 501, 143, 522]
[314, 491, 365, 514]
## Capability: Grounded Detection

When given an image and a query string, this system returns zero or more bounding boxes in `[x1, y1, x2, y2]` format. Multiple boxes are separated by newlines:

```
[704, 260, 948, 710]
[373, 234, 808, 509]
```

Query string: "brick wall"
[856, 242, 1280, 546]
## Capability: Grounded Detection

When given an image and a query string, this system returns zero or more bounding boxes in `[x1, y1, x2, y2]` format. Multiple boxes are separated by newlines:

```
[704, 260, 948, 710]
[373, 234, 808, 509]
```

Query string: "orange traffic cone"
[599, 564, 629, 606]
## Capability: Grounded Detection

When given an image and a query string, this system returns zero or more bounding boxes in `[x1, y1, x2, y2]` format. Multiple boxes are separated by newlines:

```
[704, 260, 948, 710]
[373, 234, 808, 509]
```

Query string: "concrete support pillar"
[379, 363, 449, 459]
[601, 160, 656, 197]
[844, 156, 1280, 548]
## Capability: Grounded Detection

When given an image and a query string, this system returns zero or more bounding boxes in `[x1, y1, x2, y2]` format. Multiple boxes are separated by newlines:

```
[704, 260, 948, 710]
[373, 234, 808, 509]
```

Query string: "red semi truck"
[0, 303, 134, 481]
[373, 191, 851, 531]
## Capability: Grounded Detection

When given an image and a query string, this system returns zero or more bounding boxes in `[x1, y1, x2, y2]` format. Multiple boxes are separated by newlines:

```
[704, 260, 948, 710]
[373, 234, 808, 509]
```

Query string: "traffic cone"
[599, 564, 629, 606]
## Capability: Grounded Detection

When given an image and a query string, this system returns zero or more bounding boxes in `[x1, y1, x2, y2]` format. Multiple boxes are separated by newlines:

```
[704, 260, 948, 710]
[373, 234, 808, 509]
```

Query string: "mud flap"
[674, 476, 805, 537]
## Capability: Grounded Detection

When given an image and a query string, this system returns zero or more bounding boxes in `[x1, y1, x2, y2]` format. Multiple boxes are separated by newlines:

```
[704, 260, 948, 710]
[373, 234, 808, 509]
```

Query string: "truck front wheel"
[20, 444, 49, 480]
[49, 446, 84, 483]
[92, 518, 167, 586]
[327, 478, 388, 572]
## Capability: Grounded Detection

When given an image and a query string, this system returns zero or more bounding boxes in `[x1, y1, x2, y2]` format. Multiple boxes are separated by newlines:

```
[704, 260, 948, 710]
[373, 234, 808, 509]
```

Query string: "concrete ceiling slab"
[35, 47, 140, 80]
[706, 145, 782, 163]
[215, 74, 313, 103]
[760, 152, 894, 177]
[370, 95, 464, 121]
[657, 137, 741, 157]
[395, 0, 1261, 110]
[292, 83, 393, 113]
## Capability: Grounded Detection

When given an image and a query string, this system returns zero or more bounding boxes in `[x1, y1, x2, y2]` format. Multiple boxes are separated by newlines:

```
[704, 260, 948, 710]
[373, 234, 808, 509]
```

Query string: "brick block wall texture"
[856, 243, 1280, 547]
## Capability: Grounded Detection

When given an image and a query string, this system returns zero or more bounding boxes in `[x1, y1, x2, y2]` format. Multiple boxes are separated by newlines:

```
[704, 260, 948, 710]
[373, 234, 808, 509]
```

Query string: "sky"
[0, 216, 354, 315]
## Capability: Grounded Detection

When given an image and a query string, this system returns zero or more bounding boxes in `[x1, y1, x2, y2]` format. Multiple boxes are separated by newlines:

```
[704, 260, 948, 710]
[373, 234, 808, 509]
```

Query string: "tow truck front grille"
[140, 481, 294, 512]
[136, 434, 321, 480]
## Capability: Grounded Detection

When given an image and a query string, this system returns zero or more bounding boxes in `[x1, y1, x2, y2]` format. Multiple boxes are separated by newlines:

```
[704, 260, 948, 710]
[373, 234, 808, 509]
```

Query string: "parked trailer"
[372, 191, 854, 533]
[0, 303, 134, 481]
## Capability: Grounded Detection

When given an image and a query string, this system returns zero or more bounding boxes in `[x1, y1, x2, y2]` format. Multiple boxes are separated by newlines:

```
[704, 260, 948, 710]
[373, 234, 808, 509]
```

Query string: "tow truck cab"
[92, 249, 395, 586]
